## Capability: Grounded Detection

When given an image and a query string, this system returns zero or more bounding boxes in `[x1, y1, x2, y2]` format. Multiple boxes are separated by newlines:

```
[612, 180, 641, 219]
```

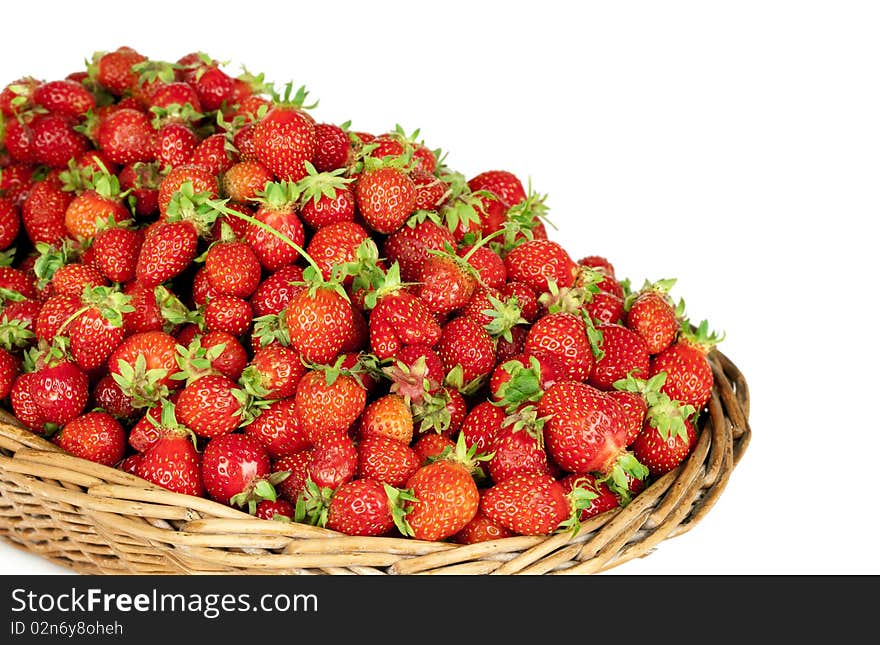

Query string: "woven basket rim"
[0, 347, 751, 575]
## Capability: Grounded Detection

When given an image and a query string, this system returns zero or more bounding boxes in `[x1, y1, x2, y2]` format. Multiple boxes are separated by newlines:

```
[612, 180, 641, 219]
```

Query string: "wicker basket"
[0, 349, 750, 575]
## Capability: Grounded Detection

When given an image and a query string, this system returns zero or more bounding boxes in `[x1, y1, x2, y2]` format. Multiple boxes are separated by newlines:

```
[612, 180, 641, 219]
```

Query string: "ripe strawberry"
[244, 397, 310, 459]
[285, 283, 356, 365]
[50, 263, 109, 298]
[241, 343, 305, 400]
[0, 347, 21, 400]
[411, 432, 456, 464]
[0, 265, 38, 301]
[95, 108, 156, 166]
[453, 508, 516, 544]
[154, 122, 198, 168]
[412, 248, 478, 317]
[30, 356, 90, 426]
[201, 432, 284, 511]
[306, 430, 358, 490]
[246, 181, 306, 271]
[323, 478, 404, 537]
[468, 170, 527, 206]
[107, 330, 181, 408]
[401, 450, 480, 542]
[157, 164, 217, 217]
[436, 315, 496, 387]
[31, 114, 90, 168]
[294, 367, 367, 443]
[382, 218, 455, 283]
[135, 420, 205, 497]
[272, 451, 313, 504]
[488, 353, 559, 411]
[559, 473, 621, 520]
[203, 295, 253, 337]
[254, 499, 295, 522]
[356, 433, 420, 488]
[649, 320, 723, 410]
[359, 393, 414, 445]
[92, 46, 146, 96]
[54, 410, 126, 466]
[21, 179, 71, 246]
[34, 293, 82, 342]
[118, 161, 161, 217]
[625, 280, 681, 355]
[67, 286, 134, 372]
[311, 122, 350, 172]
[538, 380, 648, 496]
[631, 390, 698, 477]
[0, 197, 21, 250]
[220, 160, 274, 203]
[90, 374, 136, 421]
[135, 220, 199, 287]
[250, 264, 305, 317]
[480, 472, 571, 536]
[355, 165, 417, 234]
[524, 311, 594, 382]
[458, 400, 506, 455]
[588, 323, 651, 391]
[92, 226, 143, 283]
[487, 409, 552, 484]
[190, 132, 234, 176]
[148, 80, 202, 113]
[305, 221, 369, 282]
[504, 239, 577, 294]
[174, 374, 248, 438]
[252, 104, 316, 182]
[10, 372, 48, 433]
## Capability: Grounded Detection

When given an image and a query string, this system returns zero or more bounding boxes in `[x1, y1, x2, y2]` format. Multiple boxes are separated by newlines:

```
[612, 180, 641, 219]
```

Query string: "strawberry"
[34, 293, 82, 342]
[468, 170, 527, 206]
[0, 347, 21, 400]
[118, 161, 161, 217]
[135, 219, 198, 287]
[412, 247, 478, 317]
[538, 380, 648, 498]
[220, 160, 274, 203]
[524, 311, 594, 382]
[255, 499, 295, 522]
[91, 226, 143, 283]
[134, 402, 205, 497]
[305, 221, 369, 282]
[201, 432, 285, 511]
[10, 372, 48, 433]
[31, 114, 90, 169]
[503, 239, 577, 294]
[486, 407, 552, 484]
[190, 133, 234, 176]
[559, 473, 620, 520]
[29, 354, 90, 427]
[436, 315, 496, 389]
[250, 264, 305, 317]
[90, 374, 136, 421]
[147, 80, 202, 113]
[174, 374, 250, 438]
[306, 430, 358, 490]
[411, 432, 455, 464]
[399, 441, 480, 541]
[359, 393, 414, 445]
[0, 197, 21, 250]
[50, 263, 108, 298]
[272, 451, 313, 504]
[21, 178, 71, 246]
[587, 323, 651, 391]
[323, 478, 406, 537]
[382, 218, 455, 283]
[311, 122, 350, 172]
[480, 472, 573, 536]
[625, 279, 681, 355]
[453, 508, 516, 544]
[244, 397, 310, 459]
[154, 122, 198, 168]
[92, 47, 146, 96]
[54, 410, 126, 466]
[459, 400, 506, 455]
[631, 393, 698, 478]
[355, 165, 417, 234]
[488, 353, 558, 411]
[203, 294, 253, 337]
[649, 320, 723, 410]
[284, 273, 357, 365]
[252, 102, 316, 182]
[67, 286, 134, 372]
[294, 365, 366, 443]
[240, 343, 305, 400]
[95, 108, 156, 166]
[157, 164, 217, 217]
[246, 181, 306, 271]
[356, 433, 420, 488]
[382, 343, 445, 404]
[107, 329, 181, 409]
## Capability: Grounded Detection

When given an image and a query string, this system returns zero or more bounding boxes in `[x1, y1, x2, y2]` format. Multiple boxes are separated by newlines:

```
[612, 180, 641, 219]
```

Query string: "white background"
[1, 0, 878, 576]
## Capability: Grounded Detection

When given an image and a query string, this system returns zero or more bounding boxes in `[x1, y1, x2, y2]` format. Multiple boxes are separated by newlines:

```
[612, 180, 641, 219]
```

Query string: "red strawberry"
[135, 403, 205, 497]
[356, 433, 420, 488]
[174, 374, 248, 438]
[524, 311, 594, 382]
[118, 161, 161, 217]
[95, 108, 156, 166]
[486, 408, 552, 484]
[250, 264, 305, 317]
[285, 284, 356, 365]
[359, 393, 414, 445]
[190, 132, 234, 176]
[625, 279, 681, 355]
[34, 293, 82, 342]
[10, 372, 48, 433]
[244, 397, 310, 459]
[154, 122, 198, 168]
[157, 164, 217, 217]
[272, 451, 313, 504]
[411, 433, 455, 464]
[252, 104, 316, 182]
[0, 198, 20, 250]
[90, 374, 136, 421]
[588, 323, 651, 391]
[649, 320, 723, 410]
[31, 114, 90, 168]
[400, 447, 480, 541]
[488, 353, 558, 411]
[50, 263, 109, 298]
[453, 508, 516, 544]
[311, 122, 350, 172]
[107, 330, 181, 408]
[246, 181, 306, 271]
[294, 367, 367, 443]
[54, 410, 126, 466]
[355, 165, 417, 234]
[92, 226, 144, 283]
[504, 239, 577, 294]
[0, 348, 21, 400]
[559, 473, 621, 520]
[254, 499, 295, 522]
[324, 478, 404, 537]
[480, 472, 571, 536]
[305, 221, 369, 282]
[21, 178, 71, 246]
[468, 170, 527, 206]
[436, 315, 496, 388]
[203, 294, 253, 337]
[413, 249, 478, 317]
[221, 160, 274, 203]
[93, 47, 146, 96]
[30, 356, 90, 426]
[631, 391, 698, 477]
[306, 430, 358, 490]
[201, 432, 284, 512]
[67, 286, 133, 372]
[538, 380, 648, 497]
[241, 343, 306, 400]
[382, 218, 455, 283]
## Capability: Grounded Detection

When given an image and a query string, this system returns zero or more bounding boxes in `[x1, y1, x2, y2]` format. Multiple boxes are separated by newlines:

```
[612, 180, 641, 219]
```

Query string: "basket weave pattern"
[0, 350, 750, 575]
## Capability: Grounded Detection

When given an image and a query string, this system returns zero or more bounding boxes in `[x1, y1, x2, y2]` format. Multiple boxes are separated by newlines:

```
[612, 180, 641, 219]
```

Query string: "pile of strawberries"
[0, 47, 724, 542]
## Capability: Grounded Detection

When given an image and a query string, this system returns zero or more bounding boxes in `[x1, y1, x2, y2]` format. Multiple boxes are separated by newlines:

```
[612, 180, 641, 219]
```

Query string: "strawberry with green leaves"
[587, 323, 651, 391]
[650, 319, 724, 410]
[244, 397, 310, 459]
[134, 399, 205, 497]
[356, 433, 421, 488]
[355, 159, 417, 235]
[108, 329, 181, 409]
[246, 181, 306, 271]
[625, 279, 683, 355]
[524, 311, 595, 383]
[65, 285, 134, 373]
[324, 479, 412, 537]
[201, 431, 288, 512]
[252, 84, 316, 182]
[23, 343, 90, 428]
[293, 360, 367, 443]
[436, 315, 496, 391]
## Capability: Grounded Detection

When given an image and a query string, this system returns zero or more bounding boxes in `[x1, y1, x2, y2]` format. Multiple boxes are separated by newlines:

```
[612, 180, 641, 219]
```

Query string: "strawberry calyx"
[384, 483, 419, 538]
[164, 181, 223, 238]
[170, 336, 228, 387]
[679, 318, 725, 355]
[150, 103, 204, 129]
[32, 240, 78, 289]
[0, 314, 35, 352]
[492, 184, 553, 255]
[268, 81, 318, 112]
[556, 478, 601, 537]
[644, 386, 698, 443]
[230, 470, 290, 516]
[293, 478, 334, 527]
[111, 353, 171, 409]
[382, 354, 437, 406]
[251, 312, 290, 348]
[295, 161, 353, 207]
[72, 284, 135, 330]
[598, 451, 649, 505]
[500, 404, 548, 447]
[427, 430, 493, 482]
[411, 387, 456, 435]
[154, 284, 200, 332]
[443, 364, 487, 397]
[492, 357, 546, 413]
[481, 293, 527, 343]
